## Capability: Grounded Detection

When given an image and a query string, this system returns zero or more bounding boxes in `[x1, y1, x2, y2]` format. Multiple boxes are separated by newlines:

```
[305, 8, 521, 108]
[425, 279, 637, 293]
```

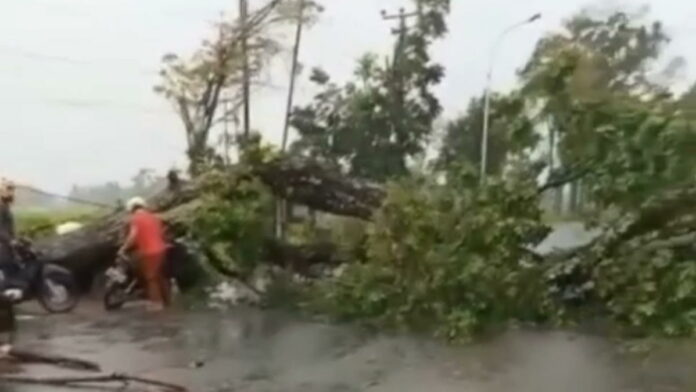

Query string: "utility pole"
[380, 7, 419, 158]
[281, 0, 306, 152]
[240, 0, 251, 141]
[380, 7, 419, 68]
[278, 0, 309, 241]
[222, 95, 231, 166]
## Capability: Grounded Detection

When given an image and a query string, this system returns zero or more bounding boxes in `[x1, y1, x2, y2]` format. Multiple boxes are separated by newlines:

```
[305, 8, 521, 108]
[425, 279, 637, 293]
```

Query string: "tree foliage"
[310, 163, 555, 339]
[520, 9, 674, 190]
[437, 93, 536, 176]
[155, 0, 311, 175]
[189, 169, 275, 275]
[290, 0, 450, 181]
[512, 9, 696, 336]
[168, 4, 696, 340]
[299, 7, 696, 339]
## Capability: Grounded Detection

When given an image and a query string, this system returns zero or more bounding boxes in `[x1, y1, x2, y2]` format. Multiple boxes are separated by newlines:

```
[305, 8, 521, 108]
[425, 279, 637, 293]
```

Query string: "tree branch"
[5, 347, 101, 372]
[176, 97, 195, 147]
[537, 166, 593, 193]
[0, 373, 187, 392]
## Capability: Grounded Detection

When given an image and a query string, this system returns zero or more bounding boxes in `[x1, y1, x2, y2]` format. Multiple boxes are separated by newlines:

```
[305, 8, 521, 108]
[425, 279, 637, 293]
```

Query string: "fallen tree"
[30, 153, 696, 311]
[252, 156, 385, 220]
[32, 157, 372, 289]
[33, 181, 201, 290]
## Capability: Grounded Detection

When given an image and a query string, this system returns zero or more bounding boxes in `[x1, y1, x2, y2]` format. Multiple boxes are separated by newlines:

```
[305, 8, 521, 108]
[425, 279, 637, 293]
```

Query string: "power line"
[0, 43, 159, 76]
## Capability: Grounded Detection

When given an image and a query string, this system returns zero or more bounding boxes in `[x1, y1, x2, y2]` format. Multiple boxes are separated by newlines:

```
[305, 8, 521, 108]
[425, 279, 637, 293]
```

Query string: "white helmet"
[126, 196, 146, 212]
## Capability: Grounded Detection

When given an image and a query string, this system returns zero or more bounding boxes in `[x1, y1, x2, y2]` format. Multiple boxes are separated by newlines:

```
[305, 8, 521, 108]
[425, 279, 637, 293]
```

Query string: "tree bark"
[252, 157, 385, 220]
[34, 182, 201, 290]
[32, 158, 371, 287]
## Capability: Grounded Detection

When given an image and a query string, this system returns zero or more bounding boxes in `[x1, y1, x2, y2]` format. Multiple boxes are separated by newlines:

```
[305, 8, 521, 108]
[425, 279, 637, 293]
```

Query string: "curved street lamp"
[480, 13, 541, 182]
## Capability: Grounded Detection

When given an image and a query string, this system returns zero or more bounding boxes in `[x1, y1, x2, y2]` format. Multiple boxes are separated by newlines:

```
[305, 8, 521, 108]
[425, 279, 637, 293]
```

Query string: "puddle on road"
[4, 306, 696, 392]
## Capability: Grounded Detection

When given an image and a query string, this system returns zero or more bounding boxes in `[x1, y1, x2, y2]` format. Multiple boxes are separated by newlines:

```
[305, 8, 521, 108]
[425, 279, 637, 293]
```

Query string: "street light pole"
[480, 13, 541, 183]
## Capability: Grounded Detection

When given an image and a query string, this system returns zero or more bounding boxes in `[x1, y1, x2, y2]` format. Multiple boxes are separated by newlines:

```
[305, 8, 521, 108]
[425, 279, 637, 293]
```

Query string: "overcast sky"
[0, 0, 694, 193]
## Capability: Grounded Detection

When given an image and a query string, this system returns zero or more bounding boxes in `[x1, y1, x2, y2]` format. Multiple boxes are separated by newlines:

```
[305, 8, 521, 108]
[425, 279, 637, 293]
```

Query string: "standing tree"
[437, 93, 535, 176]
[519, 9, 673, 212]
[155, 0, 304, 176]
[290, 0, 450, 181]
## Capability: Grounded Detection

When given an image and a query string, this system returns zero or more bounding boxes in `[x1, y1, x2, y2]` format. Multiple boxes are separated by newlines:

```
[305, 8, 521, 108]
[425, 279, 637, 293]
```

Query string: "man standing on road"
[0, 180, 17, 280]
[0, 179, 22, 317]
[118, 197, 170, 311]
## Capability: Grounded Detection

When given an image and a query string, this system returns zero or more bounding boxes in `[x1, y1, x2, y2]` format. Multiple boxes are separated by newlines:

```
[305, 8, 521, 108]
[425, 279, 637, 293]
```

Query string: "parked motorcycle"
[102, 253, 144, 311]
[0, 238, 79, 313]
[102, 238, 202, 311]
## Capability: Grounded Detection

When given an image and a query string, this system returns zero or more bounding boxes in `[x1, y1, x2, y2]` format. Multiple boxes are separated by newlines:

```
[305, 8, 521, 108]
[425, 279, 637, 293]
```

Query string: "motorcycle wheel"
[103, 283, 128, 311]
[38, 268, 79, 314]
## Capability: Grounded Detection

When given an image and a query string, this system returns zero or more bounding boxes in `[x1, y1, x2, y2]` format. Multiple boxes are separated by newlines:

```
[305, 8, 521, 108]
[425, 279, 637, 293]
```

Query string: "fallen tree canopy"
[32, 157, 371, 288]
[30, 154, 696, 310]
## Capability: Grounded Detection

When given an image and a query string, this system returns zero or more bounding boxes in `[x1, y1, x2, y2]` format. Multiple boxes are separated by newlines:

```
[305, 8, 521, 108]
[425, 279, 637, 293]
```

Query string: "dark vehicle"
[103, 238, 200, 311]
[103, 253, 143, 311]
[0, 238, 79, 313]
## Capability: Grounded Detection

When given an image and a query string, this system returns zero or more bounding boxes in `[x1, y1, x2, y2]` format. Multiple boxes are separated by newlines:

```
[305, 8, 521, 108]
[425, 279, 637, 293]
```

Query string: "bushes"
[179, 157, 696, 340]
[589, 245, 696, 337]
[310, 167, 558, 340]
[188, 170, 275, 276]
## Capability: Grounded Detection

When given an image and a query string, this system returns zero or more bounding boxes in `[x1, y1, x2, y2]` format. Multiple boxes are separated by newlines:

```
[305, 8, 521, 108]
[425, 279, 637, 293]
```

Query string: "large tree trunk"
[34, 182, 201, 290]
[32, 157, 381, 288]
[253, 157, 385, 220]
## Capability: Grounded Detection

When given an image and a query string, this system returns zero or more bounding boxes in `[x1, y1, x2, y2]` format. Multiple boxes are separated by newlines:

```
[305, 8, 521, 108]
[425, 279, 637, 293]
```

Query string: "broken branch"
[6, 347, 101, 372]
[0, 372, 188, 392]
[538, 166, 593, 194]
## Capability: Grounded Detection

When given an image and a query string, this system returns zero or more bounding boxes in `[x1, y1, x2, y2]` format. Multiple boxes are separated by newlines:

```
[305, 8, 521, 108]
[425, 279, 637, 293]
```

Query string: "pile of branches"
[33, 156, 384, 287]
[32, 155, 696, 311]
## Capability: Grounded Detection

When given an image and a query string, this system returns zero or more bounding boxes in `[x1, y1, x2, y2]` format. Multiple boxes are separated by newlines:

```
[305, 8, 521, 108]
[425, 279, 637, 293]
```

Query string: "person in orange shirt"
[118, 197, 170, 310]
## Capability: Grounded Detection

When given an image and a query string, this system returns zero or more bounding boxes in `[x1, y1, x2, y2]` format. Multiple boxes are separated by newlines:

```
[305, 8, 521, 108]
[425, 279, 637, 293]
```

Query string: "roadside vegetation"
[16, 207, 101, 239]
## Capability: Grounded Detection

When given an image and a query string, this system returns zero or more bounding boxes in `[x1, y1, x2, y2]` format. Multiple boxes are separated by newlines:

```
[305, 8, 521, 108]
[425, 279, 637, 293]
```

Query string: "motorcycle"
[0, 238, 79, 313]
[103, 238, 202, 311]
[103, 253, 144, 311]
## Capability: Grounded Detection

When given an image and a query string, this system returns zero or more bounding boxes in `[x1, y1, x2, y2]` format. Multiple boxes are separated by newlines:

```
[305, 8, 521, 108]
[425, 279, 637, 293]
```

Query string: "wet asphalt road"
[4, 223, 696, 392]
[4, 300, 696, 392]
